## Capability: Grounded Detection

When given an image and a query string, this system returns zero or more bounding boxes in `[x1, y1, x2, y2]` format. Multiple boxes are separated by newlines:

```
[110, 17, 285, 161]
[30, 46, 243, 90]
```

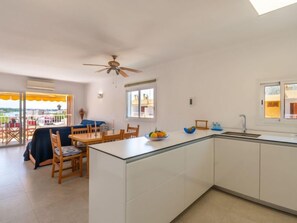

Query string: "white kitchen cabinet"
[184, 139, 214, 207]
[126, 148, 185, 223]
[89, 151, 126, 223]
[126, 139, 214, 223]
[215, 138, 260, 198]
[260, 143, 297, 211]
[90, 137, 214, 223]
[90, 131, 297, 222]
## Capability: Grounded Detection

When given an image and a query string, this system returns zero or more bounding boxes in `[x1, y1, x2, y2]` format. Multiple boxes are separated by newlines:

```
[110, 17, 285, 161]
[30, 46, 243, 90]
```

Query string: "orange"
[157, 131, 166, 137]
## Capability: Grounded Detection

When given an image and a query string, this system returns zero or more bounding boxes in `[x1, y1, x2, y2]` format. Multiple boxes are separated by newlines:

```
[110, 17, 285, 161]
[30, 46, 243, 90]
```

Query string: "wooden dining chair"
[71, 126, 89, 150]
[124, 124, 140, 139]
[49, 129, 83, 184]
[88, 124, 101, 133]
[102, 129, 125, 143]
[5, 123, 21, 145]
[0, 125, 4, 143]
[26, 120, 37, 141]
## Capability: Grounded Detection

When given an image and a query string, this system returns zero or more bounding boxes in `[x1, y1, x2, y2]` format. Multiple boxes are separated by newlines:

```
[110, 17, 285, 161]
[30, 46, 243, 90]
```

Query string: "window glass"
[140, 88, 154, 118]
[284, 83, 297, 119]
[127, 90, 139, 118]
[127, 87, 155, 119]
[264, 85, 280, 119]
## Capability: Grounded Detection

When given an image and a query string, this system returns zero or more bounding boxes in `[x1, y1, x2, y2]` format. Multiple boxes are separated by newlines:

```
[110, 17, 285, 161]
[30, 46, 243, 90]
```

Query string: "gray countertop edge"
[90, 132, 297, 162]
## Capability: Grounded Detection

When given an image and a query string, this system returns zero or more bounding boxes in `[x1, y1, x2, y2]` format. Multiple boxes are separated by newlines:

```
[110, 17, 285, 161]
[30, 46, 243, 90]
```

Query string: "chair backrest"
[27, 120, 37, 131]
[71, 126, 89, 146]
[27, 120, 36, 126]
[125, 124, 140, 139]
[102, 129, 125, 143]
[49, 129, 63, 158]
[6, 123, 21, 128]
[71, 126, 89, 134]
[88, 125, 101, 133]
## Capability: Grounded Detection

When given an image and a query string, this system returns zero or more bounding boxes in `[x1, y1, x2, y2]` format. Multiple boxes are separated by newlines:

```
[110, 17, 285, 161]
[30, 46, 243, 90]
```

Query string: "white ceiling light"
[249, 0, 297, 15]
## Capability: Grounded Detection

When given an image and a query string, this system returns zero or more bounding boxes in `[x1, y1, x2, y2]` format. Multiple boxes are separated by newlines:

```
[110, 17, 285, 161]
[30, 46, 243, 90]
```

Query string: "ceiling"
[0, 0, 297, 83]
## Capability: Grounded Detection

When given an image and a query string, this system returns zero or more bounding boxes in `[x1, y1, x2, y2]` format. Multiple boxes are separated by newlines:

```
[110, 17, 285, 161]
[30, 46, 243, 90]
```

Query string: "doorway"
[0, 92, 73, 148]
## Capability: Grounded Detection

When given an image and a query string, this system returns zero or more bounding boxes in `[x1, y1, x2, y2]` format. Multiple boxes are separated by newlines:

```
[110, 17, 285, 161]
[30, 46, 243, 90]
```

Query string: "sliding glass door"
[25, 92, 73, 128]
[0, 92, 25, 148]
[0, 91, 73, 148]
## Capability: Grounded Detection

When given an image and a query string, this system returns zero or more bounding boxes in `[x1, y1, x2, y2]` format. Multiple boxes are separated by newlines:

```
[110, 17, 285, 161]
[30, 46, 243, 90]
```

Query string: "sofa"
[23, 120, 106, 169]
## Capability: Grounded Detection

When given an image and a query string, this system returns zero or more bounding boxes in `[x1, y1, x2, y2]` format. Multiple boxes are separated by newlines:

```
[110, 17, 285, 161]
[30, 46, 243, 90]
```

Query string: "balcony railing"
[0, 114, 72, 145]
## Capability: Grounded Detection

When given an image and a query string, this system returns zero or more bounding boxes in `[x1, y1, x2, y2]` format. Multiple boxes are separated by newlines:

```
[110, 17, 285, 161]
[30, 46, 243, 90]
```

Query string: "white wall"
[85, 75, 157, 135]
[86, 32, 297, 135]
[0, 72, 86, 124]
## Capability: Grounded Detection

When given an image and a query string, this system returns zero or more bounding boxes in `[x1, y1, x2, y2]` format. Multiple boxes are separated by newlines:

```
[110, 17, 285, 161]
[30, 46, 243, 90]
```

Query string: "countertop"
[90, 128, 297, 160]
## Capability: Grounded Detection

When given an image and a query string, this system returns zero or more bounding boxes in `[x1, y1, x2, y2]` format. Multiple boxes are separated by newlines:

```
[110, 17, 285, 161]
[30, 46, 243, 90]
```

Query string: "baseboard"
[214, 185, 297, 216]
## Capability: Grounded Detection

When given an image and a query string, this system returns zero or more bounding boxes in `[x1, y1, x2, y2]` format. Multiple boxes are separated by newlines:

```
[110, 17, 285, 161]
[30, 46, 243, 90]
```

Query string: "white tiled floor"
[0, 146, 297, 223]
[172, 189, 297, 223]
[0, 146, 88, 223]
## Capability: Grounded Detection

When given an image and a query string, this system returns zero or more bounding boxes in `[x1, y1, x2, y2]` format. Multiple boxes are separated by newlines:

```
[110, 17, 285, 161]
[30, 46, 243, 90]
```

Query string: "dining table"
[68, 130, 121, 177]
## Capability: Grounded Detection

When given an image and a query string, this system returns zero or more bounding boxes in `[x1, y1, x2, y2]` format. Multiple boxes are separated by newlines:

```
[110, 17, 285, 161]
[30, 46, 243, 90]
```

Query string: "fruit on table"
[150, 132, 158, 138]
[149, 130, 167, 138]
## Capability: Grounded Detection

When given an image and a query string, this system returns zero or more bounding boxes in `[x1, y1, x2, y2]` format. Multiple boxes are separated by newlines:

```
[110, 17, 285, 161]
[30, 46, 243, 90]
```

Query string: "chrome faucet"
[239, 114, 247, 133]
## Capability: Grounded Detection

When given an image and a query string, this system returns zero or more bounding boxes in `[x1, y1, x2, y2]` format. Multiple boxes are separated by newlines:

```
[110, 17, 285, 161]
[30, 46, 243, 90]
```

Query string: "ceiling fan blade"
[96, 68, 109, 73]
[83, 64, 109, 67]
[119, 69, 129, 77]
[120, 67, 142, 73]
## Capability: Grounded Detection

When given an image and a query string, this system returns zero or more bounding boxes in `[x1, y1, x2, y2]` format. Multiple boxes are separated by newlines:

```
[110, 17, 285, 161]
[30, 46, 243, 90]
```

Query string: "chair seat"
[55, 146, 82, 157]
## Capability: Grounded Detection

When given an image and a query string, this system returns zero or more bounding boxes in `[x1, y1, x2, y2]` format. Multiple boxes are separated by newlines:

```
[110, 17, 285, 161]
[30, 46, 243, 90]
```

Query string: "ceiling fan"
[83, 55, 142, 78]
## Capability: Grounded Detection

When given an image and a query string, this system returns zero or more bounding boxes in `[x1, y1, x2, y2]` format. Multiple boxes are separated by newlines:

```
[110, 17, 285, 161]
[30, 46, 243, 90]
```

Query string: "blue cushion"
[55, 146, 81, 156]
[80, 119, 105, 126]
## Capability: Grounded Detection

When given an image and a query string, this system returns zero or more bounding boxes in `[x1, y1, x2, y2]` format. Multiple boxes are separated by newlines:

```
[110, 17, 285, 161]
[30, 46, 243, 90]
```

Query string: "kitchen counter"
[89, 128, 297, 223]
[90, 129, 297, 160]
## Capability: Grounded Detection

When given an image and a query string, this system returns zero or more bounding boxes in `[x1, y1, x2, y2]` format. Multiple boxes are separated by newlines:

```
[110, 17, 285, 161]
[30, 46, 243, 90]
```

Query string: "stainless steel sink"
[222, 131, 261, 138]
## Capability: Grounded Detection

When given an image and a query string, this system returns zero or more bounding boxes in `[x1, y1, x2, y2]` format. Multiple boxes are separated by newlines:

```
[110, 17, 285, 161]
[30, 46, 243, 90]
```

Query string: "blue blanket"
[23, 120, 105, 169]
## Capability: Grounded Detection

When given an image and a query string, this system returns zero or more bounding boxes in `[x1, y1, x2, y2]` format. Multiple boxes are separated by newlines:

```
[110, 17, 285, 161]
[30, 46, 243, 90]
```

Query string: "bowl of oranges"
[145, 129, 168, 141]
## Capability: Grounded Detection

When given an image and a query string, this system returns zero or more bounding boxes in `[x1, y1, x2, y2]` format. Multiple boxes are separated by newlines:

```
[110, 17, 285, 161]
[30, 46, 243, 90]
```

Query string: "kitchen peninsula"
[89, 130, 297, 223]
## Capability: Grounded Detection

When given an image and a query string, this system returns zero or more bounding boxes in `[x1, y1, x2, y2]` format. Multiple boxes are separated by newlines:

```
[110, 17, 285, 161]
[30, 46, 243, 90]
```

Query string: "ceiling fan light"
[84, 55, 142, 78]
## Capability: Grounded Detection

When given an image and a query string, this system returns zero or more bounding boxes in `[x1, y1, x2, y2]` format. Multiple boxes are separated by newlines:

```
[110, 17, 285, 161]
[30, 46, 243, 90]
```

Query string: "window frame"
[259, 79, 297, 125]
[125, 83, 157, 122]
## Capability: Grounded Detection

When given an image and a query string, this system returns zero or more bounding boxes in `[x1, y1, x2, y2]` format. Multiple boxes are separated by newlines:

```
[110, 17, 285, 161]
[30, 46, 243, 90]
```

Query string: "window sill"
[126, 117, 156, 123]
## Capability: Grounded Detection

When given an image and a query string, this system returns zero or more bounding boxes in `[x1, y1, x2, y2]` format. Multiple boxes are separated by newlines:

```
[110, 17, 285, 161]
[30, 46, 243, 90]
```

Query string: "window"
[284, 83, 297, 119]
[126, 81, 156, 120]
[264, 84, 280, 119]
[260, 81, 297, 122]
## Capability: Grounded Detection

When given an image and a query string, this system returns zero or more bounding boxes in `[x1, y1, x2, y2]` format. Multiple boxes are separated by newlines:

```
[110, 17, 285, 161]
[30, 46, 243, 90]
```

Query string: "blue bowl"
[184, 127, 196, 134]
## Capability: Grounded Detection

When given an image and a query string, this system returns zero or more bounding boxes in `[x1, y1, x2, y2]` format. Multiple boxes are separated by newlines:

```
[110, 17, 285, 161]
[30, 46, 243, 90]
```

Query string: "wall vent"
[27, 79, 55, 91]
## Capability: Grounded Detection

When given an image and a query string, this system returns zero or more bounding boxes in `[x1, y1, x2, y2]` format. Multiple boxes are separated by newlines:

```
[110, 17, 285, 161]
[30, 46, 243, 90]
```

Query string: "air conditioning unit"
[27, 79, 55, 91]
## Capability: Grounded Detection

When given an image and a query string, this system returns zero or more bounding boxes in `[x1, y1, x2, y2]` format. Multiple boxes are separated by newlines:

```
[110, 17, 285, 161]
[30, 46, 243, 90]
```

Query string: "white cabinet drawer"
[215, 138, 260, 198]
[185, 139, 214, 207]
[126, 174, 184, 223]
[260, 144, 297, 211]
[127, 148, 184, 202]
